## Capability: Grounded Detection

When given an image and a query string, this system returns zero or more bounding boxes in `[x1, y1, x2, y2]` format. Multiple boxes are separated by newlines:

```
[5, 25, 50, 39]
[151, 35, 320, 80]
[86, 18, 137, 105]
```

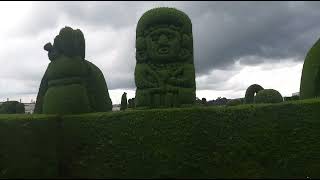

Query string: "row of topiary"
[0, 101, 25, 114]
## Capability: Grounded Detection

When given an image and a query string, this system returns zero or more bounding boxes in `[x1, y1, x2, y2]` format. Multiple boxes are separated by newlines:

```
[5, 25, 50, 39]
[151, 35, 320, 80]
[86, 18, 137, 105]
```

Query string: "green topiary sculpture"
[34, 26, 112, 114]
[254, 89, 283, 104]
[244, 84, 264, 104]
[134, 7, 196, 108]
[0, 101, 25, 114]
[300, 38, 320, 99]
[120, 92, 127, 111]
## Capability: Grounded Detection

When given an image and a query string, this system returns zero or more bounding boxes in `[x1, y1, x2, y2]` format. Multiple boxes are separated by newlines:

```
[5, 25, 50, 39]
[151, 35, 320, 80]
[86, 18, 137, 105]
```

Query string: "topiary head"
[136, 7, 193, 64]
[254, 89, 283, 104]
[44, 26, 85, 61]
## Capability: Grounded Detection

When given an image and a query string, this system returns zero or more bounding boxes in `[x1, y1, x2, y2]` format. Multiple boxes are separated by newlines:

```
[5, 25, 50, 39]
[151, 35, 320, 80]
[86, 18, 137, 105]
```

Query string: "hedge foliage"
[135, 7, 196, 108]
[226, 98, 242, 106]
[300, 38, 320, 99]
[120, 92, 127, 111]
[1, 99, 320, 178]
[34, 26, 112, 114]
[254, 89, 283, 104]
[0, 101, 25, 114]
[245, 84, 264, 104]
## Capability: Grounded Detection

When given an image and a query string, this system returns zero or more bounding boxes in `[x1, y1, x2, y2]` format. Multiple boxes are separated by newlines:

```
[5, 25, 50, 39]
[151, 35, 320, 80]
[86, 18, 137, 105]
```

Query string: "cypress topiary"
[134, 7, 196, 108]
[120, 92, 127, 111]
[0, 101, 25, 114]
[254, 89, 283, 104]
[34, 26, 112, 114]
[244, 84, 264, 104]
[300, 38, 320, 99]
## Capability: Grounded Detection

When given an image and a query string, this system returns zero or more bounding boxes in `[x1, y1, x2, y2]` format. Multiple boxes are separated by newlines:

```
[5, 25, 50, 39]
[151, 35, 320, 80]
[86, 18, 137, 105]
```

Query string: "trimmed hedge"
[0, 101, 25, 114]
[300, 37, 320, 99]
[245, 84, 264, 104]
[1, 99, 320, 178]
[35, 26, 112, 114]
[254, 89, 283, 104]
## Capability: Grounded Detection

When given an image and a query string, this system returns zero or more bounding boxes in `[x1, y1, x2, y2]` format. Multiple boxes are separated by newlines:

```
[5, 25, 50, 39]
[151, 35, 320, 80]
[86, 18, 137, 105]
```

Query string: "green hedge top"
[1, 98, 320, 178]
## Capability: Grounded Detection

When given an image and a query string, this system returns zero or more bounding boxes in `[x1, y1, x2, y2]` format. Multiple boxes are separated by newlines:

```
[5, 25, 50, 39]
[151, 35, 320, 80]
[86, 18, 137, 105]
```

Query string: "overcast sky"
[0, 1, 319, 104]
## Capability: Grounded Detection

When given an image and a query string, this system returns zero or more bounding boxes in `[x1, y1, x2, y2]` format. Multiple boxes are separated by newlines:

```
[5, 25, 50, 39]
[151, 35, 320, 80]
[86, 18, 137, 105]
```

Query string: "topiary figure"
[300, 38, 320, 99]
[134, 7, 196, 108]
[34, 26, 112, 114]
[244, 84, 264, 104]
[0, 101, 25, 114]
[226, 98, 242, 106]
[254, 89, 283, 104]
[120, 92, 127, 111]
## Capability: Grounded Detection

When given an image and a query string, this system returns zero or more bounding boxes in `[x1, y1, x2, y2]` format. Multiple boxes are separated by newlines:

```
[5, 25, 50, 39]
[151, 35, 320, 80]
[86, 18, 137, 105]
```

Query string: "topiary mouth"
[158, 47, 169, 54]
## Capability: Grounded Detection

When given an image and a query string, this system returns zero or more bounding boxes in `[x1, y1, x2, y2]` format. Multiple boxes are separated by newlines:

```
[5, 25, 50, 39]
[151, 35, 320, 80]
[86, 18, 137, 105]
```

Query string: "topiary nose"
[158, 34, 168, 44]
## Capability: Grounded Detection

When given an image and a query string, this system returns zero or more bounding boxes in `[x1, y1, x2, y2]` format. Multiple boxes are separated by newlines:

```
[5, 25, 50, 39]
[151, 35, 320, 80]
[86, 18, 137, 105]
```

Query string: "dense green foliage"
[34, 26, 112, 114]
[128, 98, 135, 108]
[120, 92, 127, 111]
[1, 99, 320, 178]
[226, 98, 242, 106]
[284, 95, 299, 101]
[300, 38, 320, 99]
[135, 7, 196, 108]
[0, 114, 59, 178]
[0, 101, 25, 114]
[254, 89, 283, 104]
[245, 84, 264, 104]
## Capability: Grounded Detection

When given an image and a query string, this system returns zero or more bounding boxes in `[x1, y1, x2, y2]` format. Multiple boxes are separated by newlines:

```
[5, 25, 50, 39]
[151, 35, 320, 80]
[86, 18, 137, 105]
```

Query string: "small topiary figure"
[0, 101, 25, 114]
[120, 92, 127, 111]
[300, 38, 320, 99]
[34, 26, 112, 114]
[244, 84, 264, 104]
[254, 89, 283, 104]
[128, 98, 135, 108]
[226, 98, 242, 106]
[134, 7, 196, 108]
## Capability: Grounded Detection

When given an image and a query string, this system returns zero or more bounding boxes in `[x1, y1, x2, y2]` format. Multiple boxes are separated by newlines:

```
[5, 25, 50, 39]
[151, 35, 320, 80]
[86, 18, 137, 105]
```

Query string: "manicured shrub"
[120, 92, 127, 111]
[226, 98, 242, 106]
[1, 99, 320, 178]
[300, 38, 320, 99]
[34, 26, 112, 114]
[135, 7, 196, 108]
[0, 101, 25, 114]
[254, 89, 283, 104]
[245, 84, 264, 104]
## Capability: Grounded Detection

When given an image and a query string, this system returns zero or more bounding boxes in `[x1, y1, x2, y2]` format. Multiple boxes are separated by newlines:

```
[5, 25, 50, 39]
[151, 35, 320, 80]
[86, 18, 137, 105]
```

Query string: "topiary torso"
[34, 26, 112, 114]
[300, 38, 320, 99]
[254, 89, 283, 104]
[134, 7, 196, 108]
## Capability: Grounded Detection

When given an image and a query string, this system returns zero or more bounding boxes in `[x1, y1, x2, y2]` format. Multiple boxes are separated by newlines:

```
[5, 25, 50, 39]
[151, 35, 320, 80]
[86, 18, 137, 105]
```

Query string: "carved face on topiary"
[145, 26, 181, 63]
[136, 7, 194, 64]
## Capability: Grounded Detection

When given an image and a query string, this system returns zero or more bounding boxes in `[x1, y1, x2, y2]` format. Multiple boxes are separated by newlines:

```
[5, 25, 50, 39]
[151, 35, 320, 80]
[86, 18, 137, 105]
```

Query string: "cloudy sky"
[0, 1, 319, 104]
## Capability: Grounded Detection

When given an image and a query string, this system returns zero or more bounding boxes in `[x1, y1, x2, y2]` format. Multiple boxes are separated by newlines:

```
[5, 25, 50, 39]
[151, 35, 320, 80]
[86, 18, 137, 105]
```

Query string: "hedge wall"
[1, 99, 320, 178]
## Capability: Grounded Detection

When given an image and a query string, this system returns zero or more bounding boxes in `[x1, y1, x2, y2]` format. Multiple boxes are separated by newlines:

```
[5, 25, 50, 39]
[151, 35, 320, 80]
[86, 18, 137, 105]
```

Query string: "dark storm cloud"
[14, 1, 320, 90]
